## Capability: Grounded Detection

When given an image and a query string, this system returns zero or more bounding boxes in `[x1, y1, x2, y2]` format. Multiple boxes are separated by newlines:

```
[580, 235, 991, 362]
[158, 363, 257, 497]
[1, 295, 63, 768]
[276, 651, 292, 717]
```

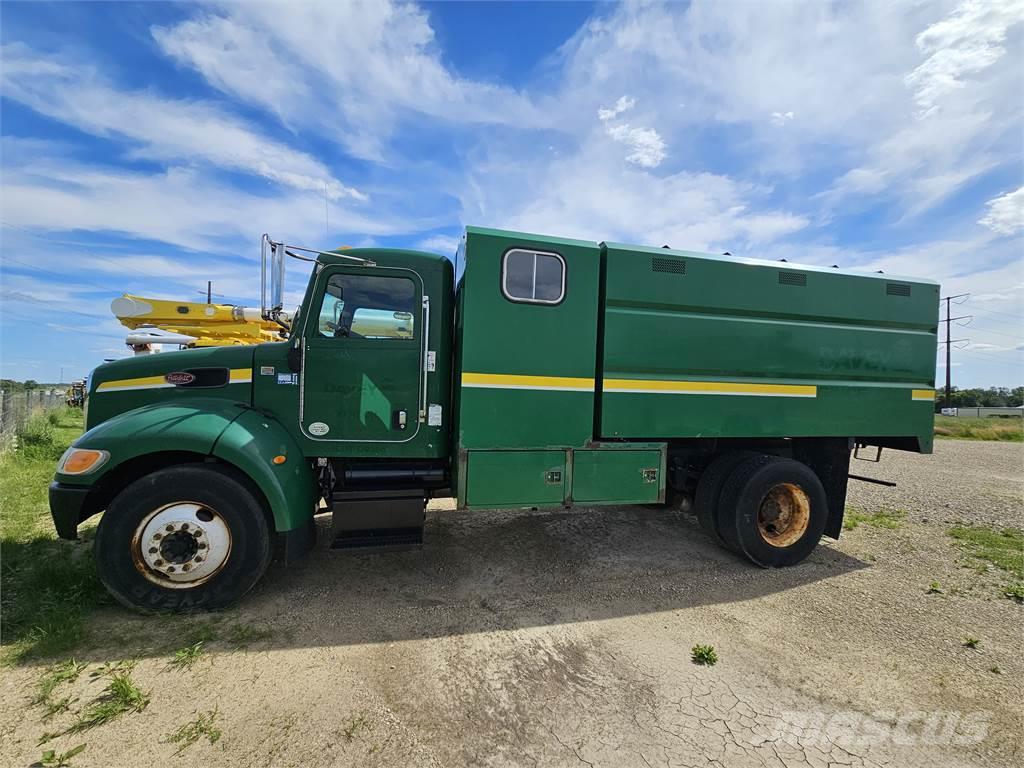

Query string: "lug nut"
[182, 564, 190, 572]
[181, 523, 190, 530]
[153, 533, 162, 540]
[165, 524, 174, 532]
[148, 547, 158, 554]
[154, 559, 164, 566]
[198, 542, 207, 550]
[167, 566, 176, 573]
[195, 556, 203, 563]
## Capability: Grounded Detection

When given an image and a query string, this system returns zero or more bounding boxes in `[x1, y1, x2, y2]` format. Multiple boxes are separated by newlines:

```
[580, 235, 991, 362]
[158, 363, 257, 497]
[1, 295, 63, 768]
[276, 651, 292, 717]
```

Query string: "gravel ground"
[1, 440, 1021, 768]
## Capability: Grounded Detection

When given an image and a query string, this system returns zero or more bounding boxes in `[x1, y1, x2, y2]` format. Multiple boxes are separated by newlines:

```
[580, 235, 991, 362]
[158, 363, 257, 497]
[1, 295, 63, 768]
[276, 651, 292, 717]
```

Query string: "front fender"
[211, 408, 318, 534]
[62, 399, 248, 484]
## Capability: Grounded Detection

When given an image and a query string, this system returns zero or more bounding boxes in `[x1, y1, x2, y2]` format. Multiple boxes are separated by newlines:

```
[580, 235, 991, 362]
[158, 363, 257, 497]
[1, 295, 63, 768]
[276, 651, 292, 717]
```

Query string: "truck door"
[300, 266, 424, 444]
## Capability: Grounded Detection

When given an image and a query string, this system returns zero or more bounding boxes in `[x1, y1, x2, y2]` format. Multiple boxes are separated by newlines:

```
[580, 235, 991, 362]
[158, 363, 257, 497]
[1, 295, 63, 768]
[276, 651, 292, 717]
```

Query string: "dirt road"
[2, 440, 1021, 767]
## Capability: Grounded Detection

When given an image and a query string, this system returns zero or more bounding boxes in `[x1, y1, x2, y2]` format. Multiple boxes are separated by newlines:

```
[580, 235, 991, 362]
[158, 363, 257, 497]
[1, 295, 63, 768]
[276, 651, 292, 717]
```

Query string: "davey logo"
[165, 371, 196, 386]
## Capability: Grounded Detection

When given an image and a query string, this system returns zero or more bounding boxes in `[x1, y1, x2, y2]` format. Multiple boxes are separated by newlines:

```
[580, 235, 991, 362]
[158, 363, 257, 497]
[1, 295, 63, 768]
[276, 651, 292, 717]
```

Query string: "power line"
[939, 293, 971, 409]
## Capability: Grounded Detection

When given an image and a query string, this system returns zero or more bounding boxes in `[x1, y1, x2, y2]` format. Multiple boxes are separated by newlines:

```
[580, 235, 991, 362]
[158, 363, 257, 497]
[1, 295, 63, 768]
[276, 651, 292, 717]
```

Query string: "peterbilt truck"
[49, 227, 938, 611]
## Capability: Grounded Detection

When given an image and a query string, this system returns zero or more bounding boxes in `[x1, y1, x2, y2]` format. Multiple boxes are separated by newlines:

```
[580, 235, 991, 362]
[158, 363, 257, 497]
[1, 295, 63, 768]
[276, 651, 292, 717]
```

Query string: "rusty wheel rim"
[757, 483, 810, 548]
[131, 502, 232, 589]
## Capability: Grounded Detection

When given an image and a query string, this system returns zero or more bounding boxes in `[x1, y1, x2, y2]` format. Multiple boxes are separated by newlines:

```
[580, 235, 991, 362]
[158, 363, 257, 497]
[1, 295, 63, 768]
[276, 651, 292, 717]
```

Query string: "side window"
[502, 248, 565, 304]
[317, 273, 417, 339]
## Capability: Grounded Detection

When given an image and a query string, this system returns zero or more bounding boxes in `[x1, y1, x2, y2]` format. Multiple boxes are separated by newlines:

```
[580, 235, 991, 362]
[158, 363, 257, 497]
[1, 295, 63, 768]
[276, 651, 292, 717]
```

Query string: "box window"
[502, 248, 565, 304]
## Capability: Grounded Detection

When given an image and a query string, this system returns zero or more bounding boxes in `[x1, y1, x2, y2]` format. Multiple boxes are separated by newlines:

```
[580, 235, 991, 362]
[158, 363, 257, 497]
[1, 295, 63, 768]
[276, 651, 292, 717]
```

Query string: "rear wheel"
[715, 455, 827, 567]
[95, 465, 273, 612]
[693, 451, 756, 547]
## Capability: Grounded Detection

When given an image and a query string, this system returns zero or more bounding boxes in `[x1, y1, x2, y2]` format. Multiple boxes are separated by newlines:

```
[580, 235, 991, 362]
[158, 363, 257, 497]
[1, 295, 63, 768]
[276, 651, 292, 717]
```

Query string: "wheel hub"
[132, 502, 232, 588]
[757, 482, 810, 548]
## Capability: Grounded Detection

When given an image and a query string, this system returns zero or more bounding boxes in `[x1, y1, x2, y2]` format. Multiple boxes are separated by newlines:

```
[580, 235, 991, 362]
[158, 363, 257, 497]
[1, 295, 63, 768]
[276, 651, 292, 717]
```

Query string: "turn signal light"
[272, 455, 287, 465]
[57, 448, 110, 475]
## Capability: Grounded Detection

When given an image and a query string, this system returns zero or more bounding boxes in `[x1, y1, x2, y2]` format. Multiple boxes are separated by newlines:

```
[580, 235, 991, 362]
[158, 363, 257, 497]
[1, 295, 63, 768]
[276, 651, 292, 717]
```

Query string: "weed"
[962, 636, 980, 649]
[34, 660, 86, 709]
[67, 671, 149, 733]
[844, 506, 906, 531]
[948, 526, 1024, 580]
[1003, 583, 1024, 603]
[164, 709, 222, 755]
[926, 581, 944, 594]
[39, 743, 86, 767]
[691, 644, 718, 666]
[167, 641, 206, 671]
[341, 712, 368, 741]
[990, 665, 1002, 674]
[186, 621, 219, 645]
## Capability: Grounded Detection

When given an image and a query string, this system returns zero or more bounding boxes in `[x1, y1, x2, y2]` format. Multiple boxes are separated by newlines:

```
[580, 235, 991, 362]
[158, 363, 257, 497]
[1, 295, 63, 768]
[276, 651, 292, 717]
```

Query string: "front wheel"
[95, 465, 273, 612]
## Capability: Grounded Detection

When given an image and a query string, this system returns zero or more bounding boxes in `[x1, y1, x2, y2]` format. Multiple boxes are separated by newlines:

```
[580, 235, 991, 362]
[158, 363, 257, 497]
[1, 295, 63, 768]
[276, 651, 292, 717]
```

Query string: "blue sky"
[1, 0, 1021, 386]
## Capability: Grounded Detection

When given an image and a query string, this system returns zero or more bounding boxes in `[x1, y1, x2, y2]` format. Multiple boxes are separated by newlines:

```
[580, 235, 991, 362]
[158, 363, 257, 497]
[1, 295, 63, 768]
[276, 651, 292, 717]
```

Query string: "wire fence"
[0, 389, 68, 448]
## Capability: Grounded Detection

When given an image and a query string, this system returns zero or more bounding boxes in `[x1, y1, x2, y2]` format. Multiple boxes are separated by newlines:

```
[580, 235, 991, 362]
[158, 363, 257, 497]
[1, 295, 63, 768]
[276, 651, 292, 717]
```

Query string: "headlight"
[57, 448, 110, 475]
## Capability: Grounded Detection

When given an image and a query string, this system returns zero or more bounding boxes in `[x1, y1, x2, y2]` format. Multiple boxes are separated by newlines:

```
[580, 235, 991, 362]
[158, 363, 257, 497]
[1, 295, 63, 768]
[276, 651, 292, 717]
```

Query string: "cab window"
[317, 273, 416, 339]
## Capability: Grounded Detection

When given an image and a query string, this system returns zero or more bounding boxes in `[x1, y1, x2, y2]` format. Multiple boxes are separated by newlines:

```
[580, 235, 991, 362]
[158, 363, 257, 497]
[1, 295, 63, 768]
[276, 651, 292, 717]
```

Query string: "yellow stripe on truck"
[604, 379, 818, 398]
[911, 389, 935, 401]
[461, 372, 594, 392]
[97, 368, 252, 392]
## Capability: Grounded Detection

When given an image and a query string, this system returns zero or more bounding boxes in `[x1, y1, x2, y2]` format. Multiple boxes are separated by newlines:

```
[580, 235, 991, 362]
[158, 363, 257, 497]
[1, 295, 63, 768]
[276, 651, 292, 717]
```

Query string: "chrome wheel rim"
[131, 502, 232, 588]
[757, 483, 810, 548]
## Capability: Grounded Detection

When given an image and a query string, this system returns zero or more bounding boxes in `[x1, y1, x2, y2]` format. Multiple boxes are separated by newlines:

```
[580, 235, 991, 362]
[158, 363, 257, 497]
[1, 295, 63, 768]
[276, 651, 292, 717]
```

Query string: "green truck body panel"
[59, 226, 937, 540]
[598, 243, 938, 446]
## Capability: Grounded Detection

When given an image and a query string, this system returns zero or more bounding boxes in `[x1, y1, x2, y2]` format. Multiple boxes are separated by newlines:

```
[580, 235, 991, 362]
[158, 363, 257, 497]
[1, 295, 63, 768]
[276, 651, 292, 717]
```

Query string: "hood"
[86, 345, 255, 430]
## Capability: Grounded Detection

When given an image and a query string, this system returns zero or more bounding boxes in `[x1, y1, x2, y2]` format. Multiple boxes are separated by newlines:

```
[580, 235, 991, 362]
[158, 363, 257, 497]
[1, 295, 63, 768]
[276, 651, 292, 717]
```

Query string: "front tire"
[95, 465, 272, 612]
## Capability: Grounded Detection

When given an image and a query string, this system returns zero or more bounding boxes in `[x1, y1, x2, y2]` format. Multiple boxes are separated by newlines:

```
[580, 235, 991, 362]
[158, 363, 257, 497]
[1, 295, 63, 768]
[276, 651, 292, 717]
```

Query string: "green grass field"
[934, 415, 1023, 442]
[0, 408, 108, 664]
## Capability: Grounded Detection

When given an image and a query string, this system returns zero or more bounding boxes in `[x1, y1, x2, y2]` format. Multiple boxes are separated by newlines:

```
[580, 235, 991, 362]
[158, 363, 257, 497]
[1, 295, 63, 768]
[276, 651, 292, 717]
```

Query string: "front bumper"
[48, 481, 91, 540]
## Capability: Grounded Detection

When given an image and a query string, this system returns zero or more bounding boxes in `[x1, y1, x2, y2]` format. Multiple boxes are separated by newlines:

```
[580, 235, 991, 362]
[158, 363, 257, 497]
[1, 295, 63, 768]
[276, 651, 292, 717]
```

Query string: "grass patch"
[39, 743, 86, 767]
[962, 636, 980, 649]
[948, 526, 1024, 579]
[690, 644, 718, 666]
[934, 415, 1023, 442]
[341, 712, 368, 741]
[1003, 583, 1024, 603]
[843, 506, 906, 531]
[167, 641, 206, 671]
[164, 709, 222, 755]
[33, 659, 87, 720]
[0, 409, 109, 665]
[66, 669, 149, 733]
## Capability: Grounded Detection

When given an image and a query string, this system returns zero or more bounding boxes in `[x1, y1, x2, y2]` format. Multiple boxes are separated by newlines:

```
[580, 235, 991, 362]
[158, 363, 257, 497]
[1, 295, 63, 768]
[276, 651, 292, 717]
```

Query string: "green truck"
[49, 227, 939, 611]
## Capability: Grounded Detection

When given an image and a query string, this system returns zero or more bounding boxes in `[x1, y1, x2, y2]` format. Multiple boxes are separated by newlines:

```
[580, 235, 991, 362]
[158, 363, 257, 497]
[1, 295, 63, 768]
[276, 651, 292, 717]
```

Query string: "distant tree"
[23, 379, 38, 391]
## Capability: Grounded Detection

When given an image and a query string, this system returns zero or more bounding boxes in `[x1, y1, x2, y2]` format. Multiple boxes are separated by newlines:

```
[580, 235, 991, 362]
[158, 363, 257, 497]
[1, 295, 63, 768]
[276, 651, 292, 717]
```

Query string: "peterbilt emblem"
[165, 371, 196, 385]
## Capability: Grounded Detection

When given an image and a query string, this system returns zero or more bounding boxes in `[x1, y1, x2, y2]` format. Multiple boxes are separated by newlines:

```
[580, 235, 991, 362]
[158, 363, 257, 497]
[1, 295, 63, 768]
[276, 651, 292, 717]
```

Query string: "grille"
[652, 257, 686, 274]
[778, 271, 807, 286]
[886, 283, 911, 297]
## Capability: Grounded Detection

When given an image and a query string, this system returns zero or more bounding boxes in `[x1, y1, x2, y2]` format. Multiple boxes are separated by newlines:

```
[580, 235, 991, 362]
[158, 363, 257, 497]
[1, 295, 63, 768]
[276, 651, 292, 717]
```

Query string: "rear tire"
[693, 451, 756, 547]
[95, 465, 273, 612]
[716, 455, 828, 567]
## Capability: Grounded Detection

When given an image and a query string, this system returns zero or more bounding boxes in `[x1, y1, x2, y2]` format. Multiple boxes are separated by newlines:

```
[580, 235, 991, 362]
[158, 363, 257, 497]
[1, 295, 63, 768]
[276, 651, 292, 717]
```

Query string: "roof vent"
[887, 282, 911, 297]
[778, 271, 807, 287]
[652, 256, 686, 275]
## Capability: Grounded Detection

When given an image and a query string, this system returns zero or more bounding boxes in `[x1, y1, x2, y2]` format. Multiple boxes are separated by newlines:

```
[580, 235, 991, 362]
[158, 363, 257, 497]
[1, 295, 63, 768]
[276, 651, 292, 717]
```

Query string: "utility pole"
[939, 293, 971, 409]
[198, 283, 223, 305]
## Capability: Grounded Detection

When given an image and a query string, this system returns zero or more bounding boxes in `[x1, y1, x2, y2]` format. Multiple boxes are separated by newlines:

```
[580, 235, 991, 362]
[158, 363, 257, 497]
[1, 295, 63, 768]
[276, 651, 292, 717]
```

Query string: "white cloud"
[415, 235, 461, 255]
[770, 111, 795, 126]
[152, 0, 541, 162]
[906, 0, 1024, 117]
[979, 186, 1024, 235]
[0, 43, 364, 202]
[597, 96, 636, 121]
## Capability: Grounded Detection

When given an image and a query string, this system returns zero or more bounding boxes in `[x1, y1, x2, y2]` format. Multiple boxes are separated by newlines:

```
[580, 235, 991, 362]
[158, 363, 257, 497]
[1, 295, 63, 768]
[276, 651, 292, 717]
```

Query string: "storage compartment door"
[572, 449, 664, 504]
[466, 450, 566, 508]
